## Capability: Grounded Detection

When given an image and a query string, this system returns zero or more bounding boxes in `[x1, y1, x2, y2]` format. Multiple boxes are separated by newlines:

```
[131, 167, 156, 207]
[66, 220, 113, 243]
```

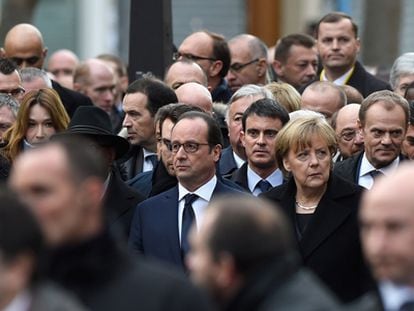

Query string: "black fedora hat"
[60, 106, 129, 159]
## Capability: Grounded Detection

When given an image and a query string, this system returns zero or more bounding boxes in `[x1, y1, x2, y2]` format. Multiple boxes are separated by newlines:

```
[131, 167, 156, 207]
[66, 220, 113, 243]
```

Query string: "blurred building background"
[0, 0, 411, 73]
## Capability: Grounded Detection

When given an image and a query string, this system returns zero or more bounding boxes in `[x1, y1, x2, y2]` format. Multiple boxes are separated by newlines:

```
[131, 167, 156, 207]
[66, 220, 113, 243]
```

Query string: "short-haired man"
[230, 98, 289, 195]
[0, 58, 25, 102]
[301, 81, 347, 121]
[402, 101, 414, 160]
[334, 90, 409, 189]
[389, 52, 414, 96]
[315, 12, 390, 97]
[73, 59, 121, 131]
[331, 103, 364, 161]
[1, 23, 92, 117]
[10, 137, 209, 311]
[177, 30, 232, 102]
[227, 34, 269, 93]
[175, 82, 213, 114]
[122, 77, 178, 179]
[220, 84, 274, 176]
[20, 67, 52, 91]
[47, 49, 79, 89]
[273, 33, 319, 90]
[188, 196, 340, 310]
[129, 111, 242, 271]
[360, 163, 414, 310]
[164, 59, 208, 90]
[0, 189, 87, 310]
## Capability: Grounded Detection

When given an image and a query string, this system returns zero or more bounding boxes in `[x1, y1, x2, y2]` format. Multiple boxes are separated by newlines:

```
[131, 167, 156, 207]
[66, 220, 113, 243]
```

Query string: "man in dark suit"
[9, 136, 209, 311]
[1, 23, 93, 117]
[56, 105, 144, 240]
[315, 12, 391, 98]
[121, 77, 177, 180]
[219, 84, 273, 177]
[129, 111, 242, 271]
[230, 98, 289, 195]
[334, 90, 409, 189]
[360, 164, 414, 310]
[187, 195, 341, 310]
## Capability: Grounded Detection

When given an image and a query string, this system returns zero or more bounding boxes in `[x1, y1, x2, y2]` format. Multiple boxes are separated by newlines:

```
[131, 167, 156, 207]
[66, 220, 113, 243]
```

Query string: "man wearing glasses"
[177, 31, 232, 103]
[128, 111, 241, 271]
[226, 34, 269, 93]
[1, 23, 93, 117]
[331, 103, 364, 162]
[0, 58, 25, 102]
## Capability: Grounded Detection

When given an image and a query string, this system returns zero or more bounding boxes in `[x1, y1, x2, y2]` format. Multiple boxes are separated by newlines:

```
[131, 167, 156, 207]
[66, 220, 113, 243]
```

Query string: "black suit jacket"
[219, 145, 239, 177]
[51, 80, 93, 118]
[261, 174, 374, 302]
[347, 61, 392, 98]
[128, 178, 243, 271]
[104, 168, 145, 240]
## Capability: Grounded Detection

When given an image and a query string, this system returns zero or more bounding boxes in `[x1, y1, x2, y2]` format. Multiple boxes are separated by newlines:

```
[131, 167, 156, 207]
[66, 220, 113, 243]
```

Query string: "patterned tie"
[181, 193, 198, 257]
[257, 179, 272, 193]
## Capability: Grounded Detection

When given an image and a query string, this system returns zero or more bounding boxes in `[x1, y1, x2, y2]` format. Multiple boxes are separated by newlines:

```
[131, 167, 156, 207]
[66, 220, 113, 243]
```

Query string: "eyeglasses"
[0, 87, 25, 97]
[170, 141, 210, 153]
[11, 56, 40, 66]
[172, 52, 216, 62]
[229, 58, 259, 72]
[338, 130, 358, 141]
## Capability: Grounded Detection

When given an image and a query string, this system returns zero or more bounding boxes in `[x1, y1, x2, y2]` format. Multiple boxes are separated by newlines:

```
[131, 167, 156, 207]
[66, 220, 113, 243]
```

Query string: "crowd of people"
[1, 10, 414, 311]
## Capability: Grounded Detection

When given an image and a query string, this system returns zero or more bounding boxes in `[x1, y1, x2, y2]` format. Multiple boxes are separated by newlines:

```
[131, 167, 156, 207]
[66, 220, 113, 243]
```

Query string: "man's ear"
[215, 252, 239, 289]
[42, 47, 48, 59]
[240, 130, 246, 147]
[208, 60, 223, 78]
[0, 48, 6, 58]
[272, 59, 283, 76]
[256, 58, 268, 78]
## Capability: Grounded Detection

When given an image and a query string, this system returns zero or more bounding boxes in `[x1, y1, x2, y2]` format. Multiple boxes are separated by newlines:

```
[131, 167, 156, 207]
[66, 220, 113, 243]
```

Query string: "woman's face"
[283, 134, 331, 191]
[25, 104, 56, 145]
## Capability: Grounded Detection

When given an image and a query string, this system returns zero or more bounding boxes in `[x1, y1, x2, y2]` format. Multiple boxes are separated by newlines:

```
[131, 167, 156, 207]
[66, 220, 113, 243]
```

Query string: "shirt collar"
[143, 148, 156, 158]
[247, 165, 283, 192]
[3, 289, 31, 311]
[380, 281, 414, 311]
[178, 175, 217, 202]
[359, 152, 400, 177]
[233, 151, 245, 169]
[320, 66, 354, 85]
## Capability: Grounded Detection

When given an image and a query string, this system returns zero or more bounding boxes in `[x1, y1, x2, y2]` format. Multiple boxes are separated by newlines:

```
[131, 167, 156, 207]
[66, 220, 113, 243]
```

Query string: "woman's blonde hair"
[275, 115, 337, 175]
[2, 88, 69, 162]
[265, 82, 301, 113]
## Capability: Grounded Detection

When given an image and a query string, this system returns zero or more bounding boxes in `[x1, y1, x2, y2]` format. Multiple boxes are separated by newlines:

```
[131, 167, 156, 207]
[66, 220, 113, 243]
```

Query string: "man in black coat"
[334, 90, 409, 189]
[314, 12, 390, 97]
[1, 23, 93, 117]
[9, 136, 209, 311]
[187, 195, 341, 311]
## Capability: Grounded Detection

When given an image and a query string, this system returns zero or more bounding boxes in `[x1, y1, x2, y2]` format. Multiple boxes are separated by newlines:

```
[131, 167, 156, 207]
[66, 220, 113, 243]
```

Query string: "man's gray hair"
[0, 94, 19, 117]
[390, 53, 414, 90]
[20, 67, 52, 88]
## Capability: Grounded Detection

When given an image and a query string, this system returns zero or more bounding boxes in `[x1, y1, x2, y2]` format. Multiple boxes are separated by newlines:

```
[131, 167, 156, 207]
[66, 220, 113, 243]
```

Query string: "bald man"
[332, 103, 364, 161]
[164, 60, 208, 90]
[47, 49, 79, 89]
[175, 82, 213, 114]
[1, 23, 92, 117]
[227, 34, 269, 93]
[360, 163, 414, 310]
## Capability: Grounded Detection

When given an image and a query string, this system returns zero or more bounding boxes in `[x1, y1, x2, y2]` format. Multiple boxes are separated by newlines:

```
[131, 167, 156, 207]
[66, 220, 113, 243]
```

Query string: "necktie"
[257, 179, 272, 193]
[400, 301, 414, 311]
[145, 154, 157, 169]
[370, 170, 384, 187]
[181, 193, 198, 257]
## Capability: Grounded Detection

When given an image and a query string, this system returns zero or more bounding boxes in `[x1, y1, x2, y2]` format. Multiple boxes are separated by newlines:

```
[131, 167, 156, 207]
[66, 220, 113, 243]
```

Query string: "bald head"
[361, 163, 414, 286]
[1, 23, 47, 69]
[47, 49, 79, 89]
[165, 60, 208, 90]
[175, 82, 213, 113]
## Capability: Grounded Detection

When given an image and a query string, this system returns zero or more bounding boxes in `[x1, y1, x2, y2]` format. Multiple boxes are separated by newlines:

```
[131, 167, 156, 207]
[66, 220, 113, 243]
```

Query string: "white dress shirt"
[142, 148, 157, 172]
[233, 151, 245, 169]
[358, 152, 399, 189]
[379, 281, 414, 311]
[321, 66, 354, 85]
[177, 175, 217, 243]
[3, 290, 32, 311]
[247, 165, 283, 196]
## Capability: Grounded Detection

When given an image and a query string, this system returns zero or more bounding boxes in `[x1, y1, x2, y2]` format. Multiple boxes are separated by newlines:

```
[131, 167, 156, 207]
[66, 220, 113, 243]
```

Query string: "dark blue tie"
[400, 301, 414, 311]
[257, 180, 272, 193]
[145, 154, 157, 169]
[181, 193, 198, 257]
[370, 170, 384, 186]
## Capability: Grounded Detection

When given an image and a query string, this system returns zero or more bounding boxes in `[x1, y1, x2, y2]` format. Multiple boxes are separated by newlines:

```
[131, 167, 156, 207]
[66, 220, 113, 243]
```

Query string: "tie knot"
[184, 193, 198, 206]
[370, 169, 384, 179]
[257, 180, 272, 193]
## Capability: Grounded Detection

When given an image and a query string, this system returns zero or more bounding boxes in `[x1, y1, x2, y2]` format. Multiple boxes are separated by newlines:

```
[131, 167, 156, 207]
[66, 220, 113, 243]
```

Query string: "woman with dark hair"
[2, 88, 69, 163]
[262, 115, 373, 302]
